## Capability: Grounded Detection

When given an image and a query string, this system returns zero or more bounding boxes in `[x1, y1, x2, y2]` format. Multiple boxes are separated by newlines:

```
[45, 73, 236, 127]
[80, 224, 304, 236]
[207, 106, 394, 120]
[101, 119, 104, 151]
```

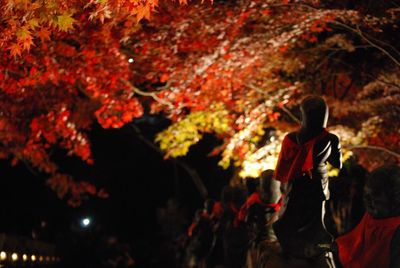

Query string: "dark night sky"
[0, 115, 231, 265]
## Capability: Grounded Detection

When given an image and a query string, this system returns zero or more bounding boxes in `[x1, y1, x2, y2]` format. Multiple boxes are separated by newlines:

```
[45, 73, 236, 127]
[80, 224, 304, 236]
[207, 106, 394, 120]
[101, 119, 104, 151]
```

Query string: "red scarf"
[336, 213, 400, 268]
[237, 192, 281, 221]
[274, 129, 328, 183]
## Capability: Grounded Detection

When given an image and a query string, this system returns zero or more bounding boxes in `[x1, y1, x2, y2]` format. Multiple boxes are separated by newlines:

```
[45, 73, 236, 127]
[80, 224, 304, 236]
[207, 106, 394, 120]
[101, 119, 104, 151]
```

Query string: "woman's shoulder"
[326, 132, 340, 143]
[286, 132, 297, 140]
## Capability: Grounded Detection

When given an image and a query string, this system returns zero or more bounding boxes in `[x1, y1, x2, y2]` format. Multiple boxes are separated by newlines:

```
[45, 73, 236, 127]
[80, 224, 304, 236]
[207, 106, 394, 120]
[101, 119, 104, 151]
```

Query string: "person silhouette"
[272, 95, 342, 263]
[334, 164, 400, 268]
[238, 170, 281, 243]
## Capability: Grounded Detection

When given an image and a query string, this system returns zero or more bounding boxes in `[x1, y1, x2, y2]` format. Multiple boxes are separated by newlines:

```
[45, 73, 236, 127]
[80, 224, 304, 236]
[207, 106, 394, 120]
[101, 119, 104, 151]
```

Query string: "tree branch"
[129, 124, 208, 199]
[280, 105, 301, 124]
[120, 78, 174, 109]
[333, 21, 400, 67]
[344, 144, 400, 158]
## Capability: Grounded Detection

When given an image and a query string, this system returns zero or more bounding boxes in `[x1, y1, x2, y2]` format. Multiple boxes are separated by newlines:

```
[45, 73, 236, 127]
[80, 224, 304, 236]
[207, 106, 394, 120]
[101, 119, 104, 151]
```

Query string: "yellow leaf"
[56, 14, 76, 31]
[27, 18, 40, 29]
[16, 26, 31, 40]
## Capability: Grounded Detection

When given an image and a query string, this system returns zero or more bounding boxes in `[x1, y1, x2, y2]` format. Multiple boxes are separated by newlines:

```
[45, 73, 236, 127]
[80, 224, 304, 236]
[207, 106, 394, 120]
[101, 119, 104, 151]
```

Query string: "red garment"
[187, 222, 196, 237]
[336, 213, 400, 268]
[228, 202, 242, 227]
[237, 192, 281, 221]
[187, 211, 211, 237]
[211, 201, 223, 219]
[274, 129, 328, 183]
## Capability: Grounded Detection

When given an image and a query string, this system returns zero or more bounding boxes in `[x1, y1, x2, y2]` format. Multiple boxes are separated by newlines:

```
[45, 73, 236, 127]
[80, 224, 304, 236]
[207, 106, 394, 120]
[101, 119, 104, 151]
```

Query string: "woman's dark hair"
[300, 95, 328, 129]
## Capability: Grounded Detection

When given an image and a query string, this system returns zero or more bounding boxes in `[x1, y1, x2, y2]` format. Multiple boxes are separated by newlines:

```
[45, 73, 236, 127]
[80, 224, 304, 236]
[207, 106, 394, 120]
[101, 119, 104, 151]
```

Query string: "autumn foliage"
[132, 0, 400, 175]
[1, 0, 399, 204]
[0, 0, 158, 205]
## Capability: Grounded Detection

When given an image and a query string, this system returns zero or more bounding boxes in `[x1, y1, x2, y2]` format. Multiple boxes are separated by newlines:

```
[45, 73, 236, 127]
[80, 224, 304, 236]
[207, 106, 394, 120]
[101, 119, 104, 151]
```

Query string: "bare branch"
[129, 124, 209, 199]
[280, 105, 301, 124]
[120, 78, 175, 109]
[345, 144, 400, 158]
[333, 21, 400, 66]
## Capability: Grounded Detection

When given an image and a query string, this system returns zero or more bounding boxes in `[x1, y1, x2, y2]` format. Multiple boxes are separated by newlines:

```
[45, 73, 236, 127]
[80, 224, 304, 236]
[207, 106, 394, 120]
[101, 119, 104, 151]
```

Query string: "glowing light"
[39, 256, 44, 262]
[128, 58, 134, 63]
[11, 253, 18, 261]
[239, 130, 285, 178]
[81, 217, 91, 227]
[22, 254, 28, 261]
[46, 256, 50, 261]
[31, 255, 36, 262]
[0, 252, 6, 261]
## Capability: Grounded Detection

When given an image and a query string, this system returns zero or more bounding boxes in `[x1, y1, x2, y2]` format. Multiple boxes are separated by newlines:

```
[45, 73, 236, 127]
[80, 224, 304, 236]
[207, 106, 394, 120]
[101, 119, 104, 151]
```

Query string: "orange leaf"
[136, 4, 151, 22]
[160, 73, 169, 82]
[8, 43, 22, 58]
[21, 35, 34, 51]
[261, 9, 271, 15]
[279, 44, 289, 53]
[16, 27, 31, 41]
[37, 27, 51, 42]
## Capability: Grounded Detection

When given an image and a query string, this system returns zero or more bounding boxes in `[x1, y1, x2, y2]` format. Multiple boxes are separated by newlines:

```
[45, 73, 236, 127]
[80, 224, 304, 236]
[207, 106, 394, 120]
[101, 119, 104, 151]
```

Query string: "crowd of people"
[181, 96, 400, 268]
[183, 172, 279, 268]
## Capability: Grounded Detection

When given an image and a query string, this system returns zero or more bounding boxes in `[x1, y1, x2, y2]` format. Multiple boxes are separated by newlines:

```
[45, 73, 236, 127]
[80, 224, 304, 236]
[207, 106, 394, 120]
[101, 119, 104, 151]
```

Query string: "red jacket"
[336, 213, 400, 268]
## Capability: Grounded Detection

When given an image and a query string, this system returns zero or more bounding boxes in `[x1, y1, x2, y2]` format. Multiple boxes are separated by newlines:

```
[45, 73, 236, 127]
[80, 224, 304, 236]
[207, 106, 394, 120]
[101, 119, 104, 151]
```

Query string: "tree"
[1, 0, 399, 204]
[131, 0, 400, 177]
[0, 0, 160, 205]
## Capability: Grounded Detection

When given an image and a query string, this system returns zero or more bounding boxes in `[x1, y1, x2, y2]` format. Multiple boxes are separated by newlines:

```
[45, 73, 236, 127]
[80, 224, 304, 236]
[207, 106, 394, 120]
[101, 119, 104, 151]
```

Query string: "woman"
[272, 96, 342, 265]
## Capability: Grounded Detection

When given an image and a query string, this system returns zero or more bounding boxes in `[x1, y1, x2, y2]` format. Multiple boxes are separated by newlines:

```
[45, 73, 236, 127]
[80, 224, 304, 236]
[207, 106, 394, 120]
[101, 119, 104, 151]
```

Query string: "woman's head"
[364, 164, 400, 218]
[300, 95, 329, 129]
[260, 169, 274, 194]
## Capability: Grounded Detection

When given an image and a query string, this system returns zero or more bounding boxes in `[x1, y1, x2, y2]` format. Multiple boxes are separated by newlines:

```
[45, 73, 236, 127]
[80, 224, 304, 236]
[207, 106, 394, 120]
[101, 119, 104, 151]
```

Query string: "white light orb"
[11, 253, 18, 261]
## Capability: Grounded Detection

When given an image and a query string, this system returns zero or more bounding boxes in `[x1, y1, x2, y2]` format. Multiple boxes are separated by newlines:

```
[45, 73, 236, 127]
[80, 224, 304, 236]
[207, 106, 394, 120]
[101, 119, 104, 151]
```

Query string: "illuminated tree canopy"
[1, 0, 399, 204]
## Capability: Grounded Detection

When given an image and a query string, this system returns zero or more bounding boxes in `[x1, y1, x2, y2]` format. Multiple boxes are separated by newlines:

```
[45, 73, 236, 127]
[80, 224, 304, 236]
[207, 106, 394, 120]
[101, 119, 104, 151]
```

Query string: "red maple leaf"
[37, 27, 51, 42]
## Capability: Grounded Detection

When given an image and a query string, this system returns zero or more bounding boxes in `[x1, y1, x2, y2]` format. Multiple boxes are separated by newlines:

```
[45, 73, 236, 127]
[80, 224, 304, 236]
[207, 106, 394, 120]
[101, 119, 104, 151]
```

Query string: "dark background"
[0, 116, 232, 267]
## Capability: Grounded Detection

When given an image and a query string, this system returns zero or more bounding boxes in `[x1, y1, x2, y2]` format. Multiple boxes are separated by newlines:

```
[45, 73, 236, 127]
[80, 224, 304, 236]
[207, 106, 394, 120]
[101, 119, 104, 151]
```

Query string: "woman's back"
[287, 130, 341, 199]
